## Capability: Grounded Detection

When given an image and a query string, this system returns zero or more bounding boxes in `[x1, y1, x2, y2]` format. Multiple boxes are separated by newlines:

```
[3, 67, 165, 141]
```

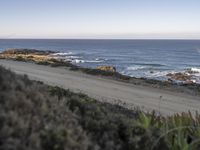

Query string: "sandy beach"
[0, 59, 200, 116]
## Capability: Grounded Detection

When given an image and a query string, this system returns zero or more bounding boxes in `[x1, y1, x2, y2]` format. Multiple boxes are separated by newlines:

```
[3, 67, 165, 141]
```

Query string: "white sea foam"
[85, 60, 104, 63]
[67, 56, 81, 59]
[190, 67, 200, 73]
[127, 66, 147, 71]
[146, 70, 176, 78]
[196, 48, 200, 54]
[52, 52, 73, 56]
[95, 58, 108, 61]
[51, 52, 86, 64]
[71, 59, 85, 63]
[51, 51, 109, 64]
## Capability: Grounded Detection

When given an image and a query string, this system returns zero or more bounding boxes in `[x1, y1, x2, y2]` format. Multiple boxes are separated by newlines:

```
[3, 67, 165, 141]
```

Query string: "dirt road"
[1, 59, 200, 116]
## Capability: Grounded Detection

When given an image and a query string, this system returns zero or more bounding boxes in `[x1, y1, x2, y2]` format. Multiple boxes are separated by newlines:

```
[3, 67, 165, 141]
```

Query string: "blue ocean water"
[0, 39, 200, 81]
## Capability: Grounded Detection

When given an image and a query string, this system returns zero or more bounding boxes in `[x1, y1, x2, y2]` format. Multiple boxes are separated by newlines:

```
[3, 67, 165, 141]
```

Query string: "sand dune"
[0, 59, 200, 116]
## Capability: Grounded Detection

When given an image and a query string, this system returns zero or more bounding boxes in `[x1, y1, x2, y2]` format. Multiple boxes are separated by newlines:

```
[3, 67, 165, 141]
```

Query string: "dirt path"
[1, 59, 200, 116]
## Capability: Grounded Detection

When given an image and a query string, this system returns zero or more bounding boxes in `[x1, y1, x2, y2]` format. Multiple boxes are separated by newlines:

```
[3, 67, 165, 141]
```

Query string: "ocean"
[0, 39, 200, 82]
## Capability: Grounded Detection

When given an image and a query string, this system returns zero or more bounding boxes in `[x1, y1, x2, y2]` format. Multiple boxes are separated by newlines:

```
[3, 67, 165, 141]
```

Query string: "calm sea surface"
[0, 39, 200, 81]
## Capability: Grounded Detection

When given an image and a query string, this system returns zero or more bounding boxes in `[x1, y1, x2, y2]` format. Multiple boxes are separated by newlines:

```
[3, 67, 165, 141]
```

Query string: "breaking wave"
[190, 67, 200, 73]
[51, 52, 107, 64]
[127, 66, 147, 71]
[52, 52, 73, 56]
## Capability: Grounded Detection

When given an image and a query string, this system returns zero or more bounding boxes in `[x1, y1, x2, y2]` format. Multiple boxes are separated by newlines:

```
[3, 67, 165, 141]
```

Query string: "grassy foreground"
[0, 66, 200, 150]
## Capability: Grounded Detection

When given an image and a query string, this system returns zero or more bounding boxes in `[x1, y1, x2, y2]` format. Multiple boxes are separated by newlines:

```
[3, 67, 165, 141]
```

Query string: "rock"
[150, 70, 154, 74]
[2, 48, 53, 55]
[97, 66, 116, 72]
[167, 78, 173, 83]
[186, 70, 199, 74]
[166, 72, 192, 82]
[166, 71, 199, 85]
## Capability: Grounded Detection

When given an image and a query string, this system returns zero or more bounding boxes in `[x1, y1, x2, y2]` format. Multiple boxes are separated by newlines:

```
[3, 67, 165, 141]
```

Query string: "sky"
[0, 0, 200, 39]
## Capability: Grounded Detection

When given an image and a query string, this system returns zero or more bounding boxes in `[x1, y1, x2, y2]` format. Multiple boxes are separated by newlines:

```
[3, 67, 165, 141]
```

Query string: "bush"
[0, 66, 89, 150]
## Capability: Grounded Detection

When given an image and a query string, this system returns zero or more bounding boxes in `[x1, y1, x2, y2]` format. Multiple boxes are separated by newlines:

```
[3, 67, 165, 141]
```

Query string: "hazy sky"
[0, 0, 200, 39]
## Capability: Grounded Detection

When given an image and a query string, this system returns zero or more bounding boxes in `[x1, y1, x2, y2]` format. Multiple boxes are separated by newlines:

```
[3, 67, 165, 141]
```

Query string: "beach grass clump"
[138, 112, 200, 150]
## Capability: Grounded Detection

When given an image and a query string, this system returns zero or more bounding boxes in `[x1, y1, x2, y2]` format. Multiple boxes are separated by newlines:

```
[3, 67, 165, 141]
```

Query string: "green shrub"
[0, 66, 89, 150]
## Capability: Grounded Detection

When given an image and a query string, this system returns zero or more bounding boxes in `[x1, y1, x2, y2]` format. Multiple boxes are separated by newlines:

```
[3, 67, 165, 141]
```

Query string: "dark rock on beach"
[97, 66, 116, 72]
[166, 72, 192, 82]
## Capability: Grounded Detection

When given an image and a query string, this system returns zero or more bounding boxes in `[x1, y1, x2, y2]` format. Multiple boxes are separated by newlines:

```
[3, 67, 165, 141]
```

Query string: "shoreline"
[0, 48, 200, 96]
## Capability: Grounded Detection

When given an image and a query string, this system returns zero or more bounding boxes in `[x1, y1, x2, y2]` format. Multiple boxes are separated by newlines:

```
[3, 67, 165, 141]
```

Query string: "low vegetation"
[1, 66, 200, 150]
[0, 66, 90, 150]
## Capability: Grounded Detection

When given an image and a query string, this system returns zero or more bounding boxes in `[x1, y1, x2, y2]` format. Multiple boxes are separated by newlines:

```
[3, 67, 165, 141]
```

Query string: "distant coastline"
[0, 39, 200, 84]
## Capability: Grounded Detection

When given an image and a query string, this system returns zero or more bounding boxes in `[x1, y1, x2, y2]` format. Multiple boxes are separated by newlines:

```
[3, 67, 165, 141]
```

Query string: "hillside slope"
[1, 66, 200, 150]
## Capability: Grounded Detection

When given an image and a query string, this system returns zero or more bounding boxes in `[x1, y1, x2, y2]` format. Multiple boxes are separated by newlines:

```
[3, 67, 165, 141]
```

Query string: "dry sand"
[0, 59, 200, 116]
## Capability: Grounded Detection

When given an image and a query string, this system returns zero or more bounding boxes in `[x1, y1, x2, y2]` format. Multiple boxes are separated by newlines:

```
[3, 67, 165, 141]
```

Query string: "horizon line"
[0, 38, 200, 40]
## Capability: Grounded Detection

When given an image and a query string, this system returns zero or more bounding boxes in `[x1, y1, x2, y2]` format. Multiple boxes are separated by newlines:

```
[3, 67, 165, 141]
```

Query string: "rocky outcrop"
[97, 66, 116, 72]
[0, 49, 59, 65]
[2, 48, 53, 55]
[166, 72, 198, 84]
[167, 72, 192, 81]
